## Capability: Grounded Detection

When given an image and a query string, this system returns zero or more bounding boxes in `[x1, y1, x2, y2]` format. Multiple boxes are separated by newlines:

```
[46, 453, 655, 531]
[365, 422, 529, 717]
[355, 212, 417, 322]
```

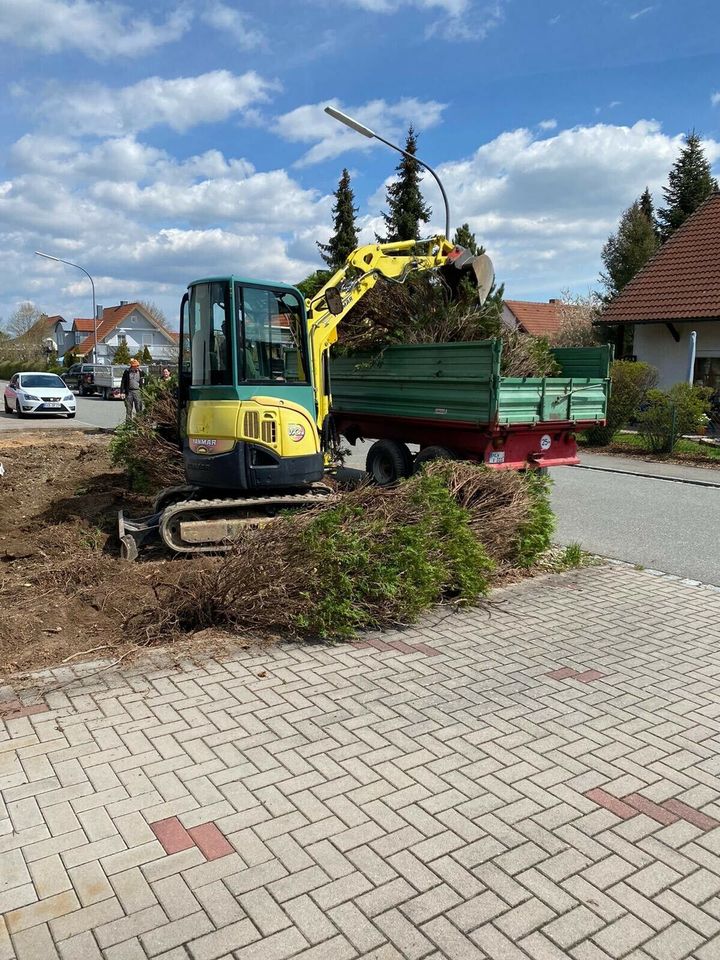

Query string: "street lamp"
[324, 105, 451, 240]
[35, 251, 97, 363]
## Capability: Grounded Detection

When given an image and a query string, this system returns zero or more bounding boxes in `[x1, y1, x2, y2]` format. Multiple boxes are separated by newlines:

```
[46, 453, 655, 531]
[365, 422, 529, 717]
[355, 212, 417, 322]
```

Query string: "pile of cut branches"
[123, 462, 554, 644]
[337, 275, 559, 378]
[109, 381, 184, 492]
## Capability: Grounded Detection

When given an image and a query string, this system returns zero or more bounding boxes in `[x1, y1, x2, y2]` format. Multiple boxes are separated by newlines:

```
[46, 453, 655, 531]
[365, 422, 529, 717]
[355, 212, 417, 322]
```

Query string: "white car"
[3, 372, 76, 419]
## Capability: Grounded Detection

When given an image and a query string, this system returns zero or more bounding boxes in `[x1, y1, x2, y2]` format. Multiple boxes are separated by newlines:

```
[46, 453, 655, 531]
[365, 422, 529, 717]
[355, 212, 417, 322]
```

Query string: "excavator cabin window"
[236, 284, 308, 385]
[188, 281, 232, 387]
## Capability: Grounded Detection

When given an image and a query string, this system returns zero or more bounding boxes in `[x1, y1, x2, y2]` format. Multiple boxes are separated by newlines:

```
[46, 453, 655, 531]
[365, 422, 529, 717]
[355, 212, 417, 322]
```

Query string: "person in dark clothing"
[121, 359, 146, 422]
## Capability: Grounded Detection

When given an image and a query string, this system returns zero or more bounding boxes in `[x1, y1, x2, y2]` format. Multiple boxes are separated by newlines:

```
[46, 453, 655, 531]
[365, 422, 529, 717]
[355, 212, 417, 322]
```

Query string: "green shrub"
[514, 471, 555, 567]
[586, 359, 658, 446]
[637, 383, 712, 453]
[295, 471, 495, 638]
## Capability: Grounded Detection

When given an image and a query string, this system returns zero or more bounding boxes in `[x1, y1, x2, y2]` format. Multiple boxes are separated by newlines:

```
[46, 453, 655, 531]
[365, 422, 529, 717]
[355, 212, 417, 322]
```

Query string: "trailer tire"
[366, 440, 413, 485]
[413, 445, 458, 472]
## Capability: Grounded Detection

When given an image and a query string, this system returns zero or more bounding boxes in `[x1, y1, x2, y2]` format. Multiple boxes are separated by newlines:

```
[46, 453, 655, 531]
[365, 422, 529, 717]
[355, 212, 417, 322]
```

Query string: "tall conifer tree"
[600, 200, 659, 300]
[317, 169, 359, 271]
[378, 126, 432, 242]
[657, 131, 717, 240]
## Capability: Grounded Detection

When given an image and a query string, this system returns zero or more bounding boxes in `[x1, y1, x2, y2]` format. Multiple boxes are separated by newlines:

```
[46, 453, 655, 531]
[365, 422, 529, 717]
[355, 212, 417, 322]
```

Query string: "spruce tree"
[141, 345, 153, 364]
[113, 340, 131, 364]
[378, 126, 432, 242]
[657, 131, 717, 241]
[639, 187, 659, 239]
[600, 200, 659, 300]
[318, 169, 358, 271]
[452, 223, 479, 254]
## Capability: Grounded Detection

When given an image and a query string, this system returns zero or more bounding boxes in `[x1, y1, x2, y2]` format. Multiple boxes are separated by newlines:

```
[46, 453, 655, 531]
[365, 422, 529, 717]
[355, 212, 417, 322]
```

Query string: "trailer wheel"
[366, 440, 413, 485]
[413, 445, 458, 472]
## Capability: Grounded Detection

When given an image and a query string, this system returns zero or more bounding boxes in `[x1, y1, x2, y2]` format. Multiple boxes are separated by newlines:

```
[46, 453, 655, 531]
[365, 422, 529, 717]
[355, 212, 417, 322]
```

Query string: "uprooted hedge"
[336, 275, 560, 378]
[124, 462, 555, 643]
[109, 378, 184, 492]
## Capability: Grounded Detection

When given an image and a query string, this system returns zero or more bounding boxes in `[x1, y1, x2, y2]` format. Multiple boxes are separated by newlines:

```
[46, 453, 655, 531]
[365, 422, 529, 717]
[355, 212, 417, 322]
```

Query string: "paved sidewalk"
[2, 565, 720, 959]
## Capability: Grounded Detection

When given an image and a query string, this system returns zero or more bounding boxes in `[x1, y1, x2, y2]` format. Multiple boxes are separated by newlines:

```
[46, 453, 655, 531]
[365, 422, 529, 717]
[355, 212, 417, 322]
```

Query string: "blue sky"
[1, 0, 719, 329]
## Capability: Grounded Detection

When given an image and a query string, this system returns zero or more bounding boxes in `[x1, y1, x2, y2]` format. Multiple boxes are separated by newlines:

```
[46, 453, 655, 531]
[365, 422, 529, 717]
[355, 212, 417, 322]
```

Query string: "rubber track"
[159, 487, 335, 554]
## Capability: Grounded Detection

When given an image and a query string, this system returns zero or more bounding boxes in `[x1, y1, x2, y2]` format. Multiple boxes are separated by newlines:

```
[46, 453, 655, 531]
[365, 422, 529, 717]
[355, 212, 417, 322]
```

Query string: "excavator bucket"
[441, 247, 495, 305]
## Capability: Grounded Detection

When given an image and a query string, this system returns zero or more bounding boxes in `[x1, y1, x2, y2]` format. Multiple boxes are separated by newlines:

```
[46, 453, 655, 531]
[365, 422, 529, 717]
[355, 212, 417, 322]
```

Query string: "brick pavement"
[2, 564, 720, 959]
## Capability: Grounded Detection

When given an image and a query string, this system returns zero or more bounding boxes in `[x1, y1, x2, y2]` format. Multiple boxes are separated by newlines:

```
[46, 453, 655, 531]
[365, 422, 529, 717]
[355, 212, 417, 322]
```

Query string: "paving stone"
[543, 905, 605, 949]
[186, 918, 260, 960]
[329, 901, 386, 952]
[591, 914, 655, 958]
[6, 891, 81, 934]
[12, 922, 60, 960]
[642, 921, 704, 960]
[140, 912, 214, 957]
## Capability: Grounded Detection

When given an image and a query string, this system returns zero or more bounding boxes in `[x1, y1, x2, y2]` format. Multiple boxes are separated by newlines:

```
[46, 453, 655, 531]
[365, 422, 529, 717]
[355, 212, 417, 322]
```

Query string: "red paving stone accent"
[386, 640, 421, 655]
[364, 638, 395, 651]
[0, 701, 49, 721]
[188, 822, 235, 861]
[547, 667, 578, 680]
[663, 798, 720, 832]
[150, 817, 196, 855]
[623, 793, 680, 825]
[584, 788, 637, 820]
[412, 642, 442, 657]
[574, 669, 605, 683]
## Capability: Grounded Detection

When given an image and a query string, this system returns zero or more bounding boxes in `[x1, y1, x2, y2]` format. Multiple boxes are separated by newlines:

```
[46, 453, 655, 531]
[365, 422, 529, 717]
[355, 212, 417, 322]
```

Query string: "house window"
[142, 334, 153, 346]
[694, 357, 720, 391]
[117, 335, 127, 346]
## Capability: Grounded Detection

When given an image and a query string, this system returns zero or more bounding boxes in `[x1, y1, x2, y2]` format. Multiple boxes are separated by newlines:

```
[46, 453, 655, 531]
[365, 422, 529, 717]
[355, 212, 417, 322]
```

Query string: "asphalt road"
[0, 380, 125, 431]
[2, 385, 718, 584]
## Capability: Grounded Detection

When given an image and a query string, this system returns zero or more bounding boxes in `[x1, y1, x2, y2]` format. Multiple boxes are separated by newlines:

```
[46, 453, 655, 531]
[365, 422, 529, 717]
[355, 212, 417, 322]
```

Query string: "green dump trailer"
[330, 340, 612, 482]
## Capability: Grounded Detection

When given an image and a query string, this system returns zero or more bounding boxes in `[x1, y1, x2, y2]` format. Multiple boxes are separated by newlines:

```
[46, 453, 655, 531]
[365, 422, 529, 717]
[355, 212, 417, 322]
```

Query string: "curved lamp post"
[35, 251, 97, 363]
[324, 105, 451, 240]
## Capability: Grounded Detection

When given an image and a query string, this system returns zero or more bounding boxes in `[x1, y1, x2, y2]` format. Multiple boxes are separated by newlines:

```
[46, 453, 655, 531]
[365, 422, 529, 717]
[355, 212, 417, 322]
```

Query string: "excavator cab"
[178, 278, 325, 493]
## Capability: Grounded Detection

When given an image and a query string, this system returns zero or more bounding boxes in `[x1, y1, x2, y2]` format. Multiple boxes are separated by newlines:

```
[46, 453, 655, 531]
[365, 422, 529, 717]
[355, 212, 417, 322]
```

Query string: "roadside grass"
[581, 431, 720, 464]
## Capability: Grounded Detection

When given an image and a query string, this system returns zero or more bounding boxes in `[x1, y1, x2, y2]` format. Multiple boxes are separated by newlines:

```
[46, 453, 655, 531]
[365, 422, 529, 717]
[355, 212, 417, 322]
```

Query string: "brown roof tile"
[601, 192, 720, 324]
[72, 318, 96, 332]
[504, 299, 564, 337]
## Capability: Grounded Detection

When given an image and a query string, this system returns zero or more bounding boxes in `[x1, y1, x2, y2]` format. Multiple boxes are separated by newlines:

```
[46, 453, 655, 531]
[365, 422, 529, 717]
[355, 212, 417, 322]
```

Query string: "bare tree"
[139, 300, 169, 328]
[553, 291, 603, 348]
[8, 302, 44, 339]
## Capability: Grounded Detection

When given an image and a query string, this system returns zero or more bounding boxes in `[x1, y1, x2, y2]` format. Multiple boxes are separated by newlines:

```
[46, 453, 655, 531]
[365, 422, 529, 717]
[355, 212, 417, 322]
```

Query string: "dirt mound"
[0, 432, 156, 673]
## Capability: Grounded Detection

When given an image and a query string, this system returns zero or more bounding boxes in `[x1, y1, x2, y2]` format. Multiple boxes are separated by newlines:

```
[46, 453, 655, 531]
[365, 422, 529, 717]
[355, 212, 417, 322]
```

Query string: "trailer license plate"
[44, 402, 62, 408]
[488, 451, 505, 464]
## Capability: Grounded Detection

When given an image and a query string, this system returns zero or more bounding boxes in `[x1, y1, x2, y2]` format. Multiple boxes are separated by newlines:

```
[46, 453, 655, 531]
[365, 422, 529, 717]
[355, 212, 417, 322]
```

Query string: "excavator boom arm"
[306, 235, 490, 437]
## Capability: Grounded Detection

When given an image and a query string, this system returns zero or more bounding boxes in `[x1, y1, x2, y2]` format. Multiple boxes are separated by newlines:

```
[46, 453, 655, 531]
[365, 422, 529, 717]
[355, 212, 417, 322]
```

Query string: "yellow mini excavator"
[118, 235, 493, 558]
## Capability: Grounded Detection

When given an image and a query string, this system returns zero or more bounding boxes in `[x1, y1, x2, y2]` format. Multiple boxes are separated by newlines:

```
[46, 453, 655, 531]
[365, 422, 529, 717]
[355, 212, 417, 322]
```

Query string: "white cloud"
[275, 98, 447, 166]
[340, 0, 504, 41]
[538, 119, 558, 131]
[1, 132, 332, 325]
[368, 121, 720, 296]
[202, 1, 265, 49]
[0, 0, 191, 58]
[425, 0, 504, 41]
[712, 92, 720, 107]
[37, 70, 278, 136]
[629, 6, 654, 19]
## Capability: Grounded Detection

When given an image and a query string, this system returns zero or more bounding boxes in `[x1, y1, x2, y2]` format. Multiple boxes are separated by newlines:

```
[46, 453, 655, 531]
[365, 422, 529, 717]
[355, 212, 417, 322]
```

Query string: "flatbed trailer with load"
[330, 341, 612, 482]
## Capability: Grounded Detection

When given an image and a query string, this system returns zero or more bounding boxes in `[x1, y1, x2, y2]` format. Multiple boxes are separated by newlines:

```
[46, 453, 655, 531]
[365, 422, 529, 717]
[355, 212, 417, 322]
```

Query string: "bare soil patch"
[0, 432, 254, 676]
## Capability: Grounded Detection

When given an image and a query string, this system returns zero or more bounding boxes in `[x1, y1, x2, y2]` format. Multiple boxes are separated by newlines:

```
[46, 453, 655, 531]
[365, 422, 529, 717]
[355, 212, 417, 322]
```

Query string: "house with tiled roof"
[73, 302, 178, 363]
[600, 192, 720, 389]
[502, 299, 585, 339]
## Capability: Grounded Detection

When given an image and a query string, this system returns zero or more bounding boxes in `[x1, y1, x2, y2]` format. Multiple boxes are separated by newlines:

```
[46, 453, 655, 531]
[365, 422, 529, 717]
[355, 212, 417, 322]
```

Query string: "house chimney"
[548, 299, 558, 304]
[96, 304, 103, 319]
[119, 300, 128, 306]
